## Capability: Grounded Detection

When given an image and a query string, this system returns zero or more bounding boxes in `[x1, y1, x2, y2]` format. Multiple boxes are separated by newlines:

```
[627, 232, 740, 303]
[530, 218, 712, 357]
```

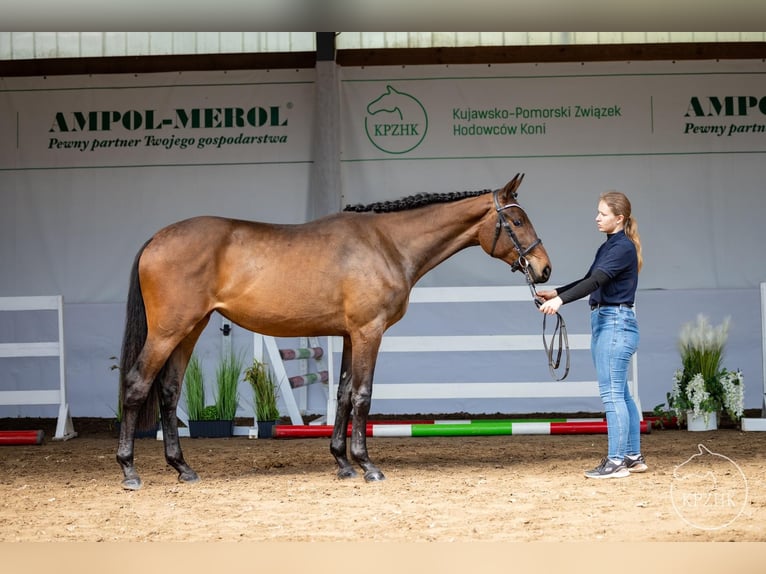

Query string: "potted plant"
[214, 350, 243, 428]
[244, 357, 281, 438]
[183, 353, 205, 421]
[667, 314, 745, 431]
[184, 352, 243, 438]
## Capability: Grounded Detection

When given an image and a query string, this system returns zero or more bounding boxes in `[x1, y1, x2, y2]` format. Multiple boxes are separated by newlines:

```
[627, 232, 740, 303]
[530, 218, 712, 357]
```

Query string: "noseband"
[489, 189, 542, 272]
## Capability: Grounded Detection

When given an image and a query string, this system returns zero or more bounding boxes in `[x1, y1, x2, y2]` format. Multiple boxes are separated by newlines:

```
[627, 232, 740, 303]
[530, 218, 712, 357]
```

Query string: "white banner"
[339, 60, 766, 291]
[0, 70, 316, 304]
[341, 59, 766, 160]
[1, 69, 315, 169]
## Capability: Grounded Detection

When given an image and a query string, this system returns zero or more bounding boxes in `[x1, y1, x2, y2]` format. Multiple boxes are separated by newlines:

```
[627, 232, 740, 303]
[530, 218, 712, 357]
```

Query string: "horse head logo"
[365, 85, 428, 154]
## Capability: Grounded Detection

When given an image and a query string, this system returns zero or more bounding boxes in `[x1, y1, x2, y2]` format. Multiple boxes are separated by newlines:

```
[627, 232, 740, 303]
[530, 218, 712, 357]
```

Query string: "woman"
[536, 191, 645, 479]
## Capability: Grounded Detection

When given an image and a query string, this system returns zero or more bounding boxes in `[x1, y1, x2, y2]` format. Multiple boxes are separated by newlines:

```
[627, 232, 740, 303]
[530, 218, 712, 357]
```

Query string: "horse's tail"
[119, 239, 161, 431]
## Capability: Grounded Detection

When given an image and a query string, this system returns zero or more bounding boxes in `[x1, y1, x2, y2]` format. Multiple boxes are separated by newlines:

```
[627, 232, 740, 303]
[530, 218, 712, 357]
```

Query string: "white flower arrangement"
[720, 369, 745, 420]
[667, 314, 745, 424]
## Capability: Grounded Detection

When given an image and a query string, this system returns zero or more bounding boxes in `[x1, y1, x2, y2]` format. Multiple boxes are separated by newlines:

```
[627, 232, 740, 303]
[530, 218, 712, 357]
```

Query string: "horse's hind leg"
[117, 341, 172, 490]
[116, 394, 143, 490]
[159, 320, 210, 484]
[330, 338, 357, 479]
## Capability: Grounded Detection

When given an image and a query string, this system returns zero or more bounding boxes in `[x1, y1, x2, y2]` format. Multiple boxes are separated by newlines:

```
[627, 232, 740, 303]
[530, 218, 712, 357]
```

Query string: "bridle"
[489, 189, 570, 381]
[489, 189, 542, 271]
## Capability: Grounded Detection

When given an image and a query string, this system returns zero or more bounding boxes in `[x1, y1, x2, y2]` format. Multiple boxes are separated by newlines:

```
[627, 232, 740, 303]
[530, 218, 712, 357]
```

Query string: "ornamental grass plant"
[183, 354, 206, 421]
[667, 314, 744, 423]
[215, 351, 243, 421]
[244, 358, 281, 422]
[184, 352, 244, 421]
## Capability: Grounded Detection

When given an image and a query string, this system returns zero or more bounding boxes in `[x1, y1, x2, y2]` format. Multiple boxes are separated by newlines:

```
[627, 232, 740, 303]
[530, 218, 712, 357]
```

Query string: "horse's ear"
[503, 173, 525, 198]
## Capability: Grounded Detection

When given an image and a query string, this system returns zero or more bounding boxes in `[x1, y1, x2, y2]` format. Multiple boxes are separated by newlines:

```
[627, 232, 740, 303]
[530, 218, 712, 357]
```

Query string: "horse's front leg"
[349, 336, 385, 482]
[350, 384, 384, 482]
[331, 339, 357, 479]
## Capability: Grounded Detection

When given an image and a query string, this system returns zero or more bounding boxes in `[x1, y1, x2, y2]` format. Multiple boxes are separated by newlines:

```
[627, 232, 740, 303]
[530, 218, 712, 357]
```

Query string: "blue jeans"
[590, 306, 640, 460]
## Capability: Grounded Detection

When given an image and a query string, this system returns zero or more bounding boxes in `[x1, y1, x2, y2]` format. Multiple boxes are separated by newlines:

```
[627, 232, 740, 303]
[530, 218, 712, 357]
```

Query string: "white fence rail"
[326, 286, 640, 422]
[0, 296, 76, 440]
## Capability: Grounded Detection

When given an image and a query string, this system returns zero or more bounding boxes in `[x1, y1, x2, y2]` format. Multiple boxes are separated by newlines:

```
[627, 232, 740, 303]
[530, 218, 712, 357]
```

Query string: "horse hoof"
[337, 468, 358, 480]
[121, 477, 142, 491]
[178, 471, 200, 484]
[364, 470, 386, 482]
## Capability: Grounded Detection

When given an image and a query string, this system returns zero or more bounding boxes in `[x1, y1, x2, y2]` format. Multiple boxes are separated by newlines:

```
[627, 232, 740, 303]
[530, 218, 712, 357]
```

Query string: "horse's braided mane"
[343, 188, 493, 213]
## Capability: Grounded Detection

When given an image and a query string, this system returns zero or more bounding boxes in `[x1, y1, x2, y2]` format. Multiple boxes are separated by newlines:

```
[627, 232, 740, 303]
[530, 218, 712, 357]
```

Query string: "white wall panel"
[1, 59, 765, 419]
[2, 32, 765, 61]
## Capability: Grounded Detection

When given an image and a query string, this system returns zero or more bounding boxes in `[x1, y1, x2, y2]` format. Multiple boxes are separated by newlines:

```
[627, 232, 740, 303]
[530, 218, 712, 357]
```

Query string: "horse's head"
[478, 174, 551, 284]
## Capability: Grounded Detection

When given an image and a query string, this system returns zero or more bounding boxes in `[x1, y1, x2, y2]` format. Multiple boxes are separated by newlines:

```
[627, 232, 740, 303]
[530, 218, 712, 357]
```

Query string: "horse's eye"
[513, 219, 522, 227]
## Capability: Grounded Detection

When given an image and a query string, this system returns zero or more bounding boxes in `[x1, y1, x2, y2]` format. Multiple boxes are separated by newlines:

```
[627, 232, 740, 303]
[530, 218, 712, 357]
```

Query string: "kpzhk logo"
[670, 443, 748, 530]
[365, 86, 428, 154]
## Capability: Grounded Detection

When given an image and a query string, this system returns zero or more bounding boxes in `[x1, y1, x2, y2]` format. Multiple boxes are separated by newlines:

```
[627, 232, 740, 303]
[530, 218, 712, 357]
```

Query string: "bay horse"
[117, 173, 551, 490]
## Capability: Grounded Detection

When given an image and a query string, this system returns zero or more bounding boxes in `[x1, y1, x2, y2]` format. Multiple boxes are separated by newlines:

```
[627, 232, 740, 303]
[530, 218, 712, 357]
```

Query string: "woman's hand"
[535, 289, 557, 301]
[538, 295, 563, 315]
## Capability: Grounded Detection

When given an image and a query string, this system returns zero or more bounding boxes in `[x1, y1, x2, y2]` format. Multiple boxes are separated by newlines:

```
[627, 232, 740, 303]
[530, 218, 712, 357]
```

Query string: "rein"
[539, 300, 571, 381]
[489, 190, 569, 381]
[517, 255, 571, 381]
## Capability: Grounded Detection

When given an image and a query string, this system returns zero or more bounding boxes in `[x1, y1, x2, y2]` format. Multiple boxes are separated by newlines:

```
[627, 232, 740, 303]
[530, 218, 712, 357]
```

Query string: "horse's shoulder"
[153, 216, 256, 239]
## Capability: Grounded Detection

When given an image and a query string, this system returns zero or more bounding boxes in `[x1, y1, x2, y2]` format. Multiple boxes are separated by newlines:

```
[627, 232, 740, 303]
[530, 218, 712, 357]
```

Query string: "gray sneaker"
[624, 453, 648, 473]
[584, 457, 630, 479]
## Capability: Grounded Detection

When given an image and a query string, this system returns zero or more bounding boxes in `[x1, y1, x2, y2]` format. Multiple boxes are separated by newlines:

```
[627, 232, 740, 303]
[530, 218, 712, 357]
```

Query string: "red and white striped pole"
[273, 419, 649, 438]
[0, 430, 45, 445]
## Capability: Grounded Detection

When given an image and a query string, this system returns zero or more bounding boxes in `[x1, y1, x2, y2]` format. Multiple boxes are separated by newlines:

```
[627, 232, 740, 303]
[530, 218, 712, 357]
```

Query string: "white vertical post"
[326, 335, 337, 425]
[220, 315, 232, 357]
[761, 282, 766, 416]
[294, 336, 309, 412]
[741, 283, 766, 430]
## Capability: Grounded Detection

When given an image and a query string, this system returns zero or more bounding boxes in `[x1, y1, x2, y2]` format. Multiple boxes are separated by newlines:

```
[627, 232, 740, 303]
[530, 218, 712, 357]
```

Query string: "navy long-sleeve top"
[557, 230, 638, 306]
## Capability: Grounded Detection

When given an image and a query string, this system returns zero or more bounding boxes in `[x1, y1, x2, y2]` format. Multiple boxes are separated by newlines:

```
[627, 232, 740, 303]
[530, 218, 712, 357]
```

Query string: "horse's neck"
[379, 196, 488, 284]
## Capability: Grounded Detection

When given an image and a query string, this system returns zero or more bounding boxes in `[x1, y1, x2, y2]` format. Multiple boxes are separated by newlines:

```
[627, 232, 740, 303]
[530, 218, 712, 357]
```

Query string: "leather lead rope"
[541, 309, 570, 381]
[519, 256, 570, 381]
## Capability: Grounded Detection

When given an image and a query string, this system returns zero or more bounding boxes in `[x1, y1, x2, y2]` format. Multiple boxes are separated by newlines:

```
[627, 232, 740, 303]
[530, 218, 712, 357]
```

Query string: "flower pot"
[188, 419, 234, 438]
[687, 411, 718, 431]
[256, 420, 277, 438]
